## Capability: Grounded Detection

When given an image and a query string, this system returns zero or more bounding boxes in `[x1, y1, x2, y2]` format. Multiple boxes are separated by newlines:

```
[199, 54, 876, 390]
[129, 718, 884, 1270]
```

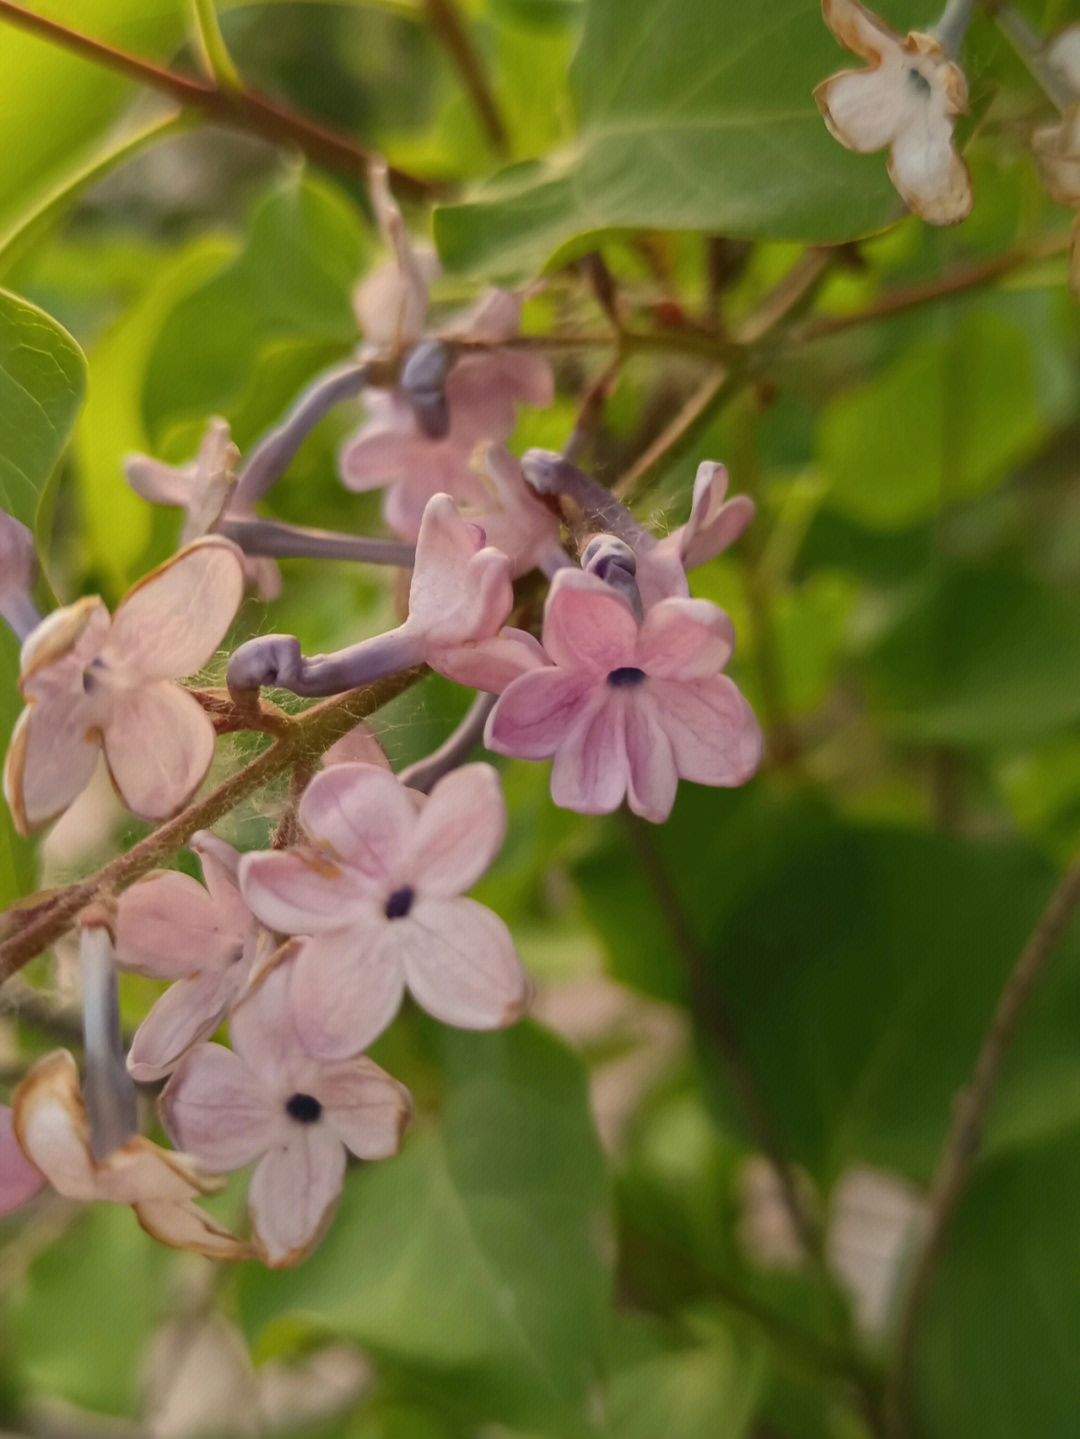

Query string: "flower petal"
[290, 930, 406, 1059]
[407, 494, 513, 644]
[650, 674, 763, 787]
[542, 568, 638, 674]
[822, 0, 897, 61]
[133, 1198, 252, 1261]
[888, 104, 972, 225]
[103, 682, 216, 820]
[317, 1058, 411, 1160]
[624, 693, 679, 823]
[127, 972, 240, 1082]
[815, 66, 904, 154]
[106, 538, 245, 681]
[402, 898, 531, 1030]
[3, 700, 100, 834]
[410, 764, 507, 896]
[160, 1044, 281, 1170]
[115, 870, 239, 977]
[485, 667, 597, 760]
[637, 598, 735, 678]
[248, 1129, 346, 1267]
[298, 763, 415, 882]
[551, 693, 629, 814]
[239, 847, 374, 935]
[432, 628, 549, 693]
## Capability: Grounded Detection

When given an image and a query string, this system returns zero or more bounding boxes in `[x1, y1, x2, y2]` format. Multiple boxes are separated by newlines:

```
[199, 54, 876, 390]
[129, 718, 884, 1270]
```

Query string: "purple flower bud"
[401, 339, 453, 440]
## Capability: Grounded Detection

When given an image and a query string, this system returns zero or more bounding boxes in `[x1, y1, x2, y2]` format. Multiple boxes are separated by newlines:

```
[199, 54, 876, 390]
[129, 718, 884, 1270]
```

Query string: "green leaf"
[575, 787, 1080, 1182]
[3, 1203, 176, 1416]
[911, 1128, 1080, 1439]
[240, 1023, 611, 1428]
[0, 288, 86, 537]
[434, 0, 901, 282]
[863, 565, 1080, 748]
[604, 1323, 768, 1439]
[142, 173, 369, 447]
[817, 302, 1072, 530]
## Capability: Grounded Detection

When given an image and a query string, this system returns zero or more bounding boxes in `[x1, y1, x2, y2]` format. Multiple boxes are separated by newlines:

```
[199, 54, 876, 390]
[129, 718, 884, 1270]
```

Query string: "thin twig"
[620, 811, 826, 1265]
[885, 845, 1080, 1433]
[0, 0, 438, 200]
[424, 0, 508, 154]
[0, 669, 425, 985]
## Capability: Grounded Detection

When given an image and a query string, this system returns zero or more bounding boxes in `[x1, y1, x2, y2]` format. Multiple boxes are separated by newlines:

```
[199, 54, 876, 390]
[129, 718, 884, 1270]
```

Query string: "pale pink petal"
[401, 898, 531, 1030]
[115, 871, 239, 977]
[338, 417, 423, 491]
[407, 494, 513, 644]
[160, 1044, 282, 1169]
[383, 451, 482, 540]
[0, 1106, 45, 1212]
[542, 569, 638, 674]
[634, 541, 691, 609]
[105, 538, 245, 682]
[239, 848, 375, 935]
[226, 956, 309, 1089]
[3, 700, 100, 833]
[317, 1059, 411, 1160]
[624, 694, 679, 823]
[484, 348, 556, 409]
[321, 724, 391, 771]
[636, 599, 735, 678]
[248, 1129, 346, 1266]
[822, 0, 897, 62]
[815, 66, 903, 154]
[650, 674, 763, 787]
[20, 596, 109, 689]
[681, 464, 755, 569]
[103, 682, 215, 819]
[432, 627, 549, 692]
[291, 930, 406, 1059]
[410, 764, 507, 896]
[124, 454, 196, 508]
[452, 287, 522, 342]
[485, 667, 597, 759]
[191, 831, 255, 938]
[298, 763, 415, 882]
[888, 108, 972, 224]
[127, 972, 240, 1082]
[133, 1198, 251, 1260]
[550, 693, 629, 813]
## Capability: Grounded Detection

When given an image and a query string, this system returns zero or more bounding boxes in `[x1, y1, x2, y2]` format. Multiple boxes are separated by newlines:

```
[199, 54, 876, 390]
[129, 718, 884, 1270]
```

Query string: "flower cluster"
[1, 157, 763, 1268]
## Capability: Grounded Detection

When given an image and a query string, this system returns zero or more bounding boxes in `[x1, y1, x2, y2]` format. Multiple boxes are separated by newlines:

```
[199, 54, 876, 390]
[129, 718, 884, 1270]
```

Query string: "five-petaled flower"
[2, 538, 245, 833]
[160, 959, 412, 1266]
[239, 763, 531, 1060]
[484, 569, 762, 823]
[815, 0, 973, 225]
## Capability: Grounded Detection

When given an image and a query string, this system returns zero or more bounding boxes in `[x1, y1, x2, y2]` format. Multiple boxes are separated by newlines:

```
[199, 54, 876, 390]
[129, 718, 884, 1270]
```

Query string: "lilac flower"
[114, 832, 263, 1081]
[238, 763, 531, 1059]
[11, 1050, 248, 1258]
[815, 0, 973, 225]
[160, 960, 412, 1266]
[126, 420, 282, 601]
[3, 538, 245, 832]
[484, 568, 762, 822]
[634, 462, 755, 608]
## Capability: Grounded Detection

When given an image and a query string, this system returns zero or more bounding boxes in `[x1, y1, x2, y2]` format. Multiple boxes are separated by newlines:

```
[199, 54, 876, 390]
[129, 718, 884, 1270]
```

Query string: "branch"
[424, 0, 508, 155]
[0, 0, 439, 200]
[0, 668, 425, 985]
[885, 845, 1080, 1432]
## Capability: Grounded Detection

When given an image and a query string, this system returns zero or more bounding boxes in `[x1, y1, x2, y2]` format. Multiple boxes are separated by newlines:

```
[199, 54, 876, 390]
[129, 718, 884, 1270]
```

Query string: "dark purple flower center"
[908, 66, 931, 97]
[285, 1092, 322, 1124]
[384, 886, 415, 919]
[607, 666, 646, 688]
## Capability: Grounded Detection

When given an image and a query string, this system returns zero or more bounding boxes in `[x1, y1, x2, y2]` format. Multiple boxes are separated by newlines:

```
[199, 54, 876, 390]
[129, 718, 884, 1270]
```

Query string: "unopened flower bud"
[401, 339, 452, 439]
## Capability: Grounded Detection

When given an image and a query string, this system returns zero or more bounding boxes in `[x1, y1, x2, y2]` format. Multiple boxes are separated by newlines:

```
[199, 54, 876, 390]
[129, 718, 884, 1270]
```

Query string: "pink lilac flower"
[11, 1049, 248, 1258]
[126, 420, 282, 601]
[3, 538, 245, 833]
[160, 959, 412, 1266]
[484, 568, 762, 822]
[1, 1104, 45, 1213]
[238, 763, 531, 1060]
[114, 832, 263, 1081]
[815, 0, 973, 225]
